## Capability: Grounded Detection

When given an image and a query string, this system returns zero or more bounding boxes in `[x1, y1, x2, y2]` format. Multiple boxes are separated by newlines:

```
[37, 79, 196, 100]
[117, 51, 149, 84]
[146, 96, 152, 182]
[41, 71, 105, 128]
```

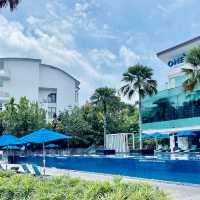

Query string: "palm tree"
[0, 0, 20, 11]
[121, 64, 157, 149]
[90, 87, 119, 148]
[182, 46, 200, 92]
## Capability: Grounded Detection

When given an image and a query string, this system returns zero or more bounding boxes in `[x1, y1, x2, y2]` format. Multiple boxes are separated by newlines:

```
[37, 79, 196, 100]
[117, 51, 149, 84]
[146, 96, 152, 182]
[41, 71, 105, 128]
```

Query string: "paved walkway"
[46, 167, 200, 200]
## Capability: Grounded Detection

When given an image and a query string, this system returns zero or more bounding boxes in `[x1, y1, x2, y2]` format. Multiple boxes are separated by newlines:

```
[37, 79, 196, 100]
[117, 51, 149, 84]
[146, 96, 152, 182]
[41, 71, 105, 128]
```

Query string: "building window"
[48, 93, 56, 103]
[48, 107, 56, 119]
[0, 80, 3, 87]
[0, 62, 4, 70]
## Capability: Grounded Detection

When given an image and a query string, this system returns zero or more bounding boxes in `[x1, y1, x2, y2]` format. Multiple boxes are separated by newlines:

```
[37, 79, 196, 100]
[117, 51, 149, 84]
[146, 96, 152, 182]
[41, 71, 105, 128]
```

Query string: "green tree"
[56, 107, 94, 147]
[121, 64, 157, 149]
[90, 87, 119, 148]
[182, 46, 200, 92]
[1, 97, 46, 136]
[3, 97, 18, 133]
[0, 0, 20, 10]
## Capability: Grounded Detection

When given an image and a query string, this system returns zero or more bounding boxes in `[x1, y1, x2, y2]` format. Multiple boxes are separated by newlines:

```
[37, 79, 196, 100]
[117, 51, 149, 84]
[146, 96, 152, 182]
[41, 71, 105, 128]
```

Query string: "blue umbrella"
[19, 128, 71, 144]
[0, 134, 20, 146]
[0, 134, 20, 169]
[19, 128, 71, 175]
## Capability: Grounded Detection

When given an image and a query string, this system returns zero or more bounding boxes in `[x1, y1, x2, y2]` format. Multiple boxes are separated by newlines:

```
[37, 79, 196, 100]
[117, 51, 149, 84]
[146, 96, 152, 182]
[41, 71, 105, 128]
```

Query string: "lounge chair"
[31, 165, 41, 176]
[0, 164, 4, 170]
[173, 147, 184, 153]
[21, 164, 31, 174]
[184, 145, 197, 153]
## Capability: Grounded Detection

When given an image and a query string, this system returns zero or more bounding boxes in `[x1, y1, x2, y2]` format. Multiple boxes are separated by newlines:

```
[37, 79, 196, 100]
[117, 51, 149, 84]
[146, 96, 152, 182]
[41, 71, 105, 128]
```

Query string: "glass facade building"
[141, 36, 200, 132]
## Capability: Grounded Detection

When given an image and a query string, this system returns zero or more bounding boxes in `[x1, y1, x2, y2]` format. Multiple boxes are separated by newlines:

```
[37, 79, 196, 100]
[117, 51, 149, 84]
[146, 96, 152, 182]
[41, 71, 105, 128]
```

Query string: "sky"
[0, 0, 200, 104]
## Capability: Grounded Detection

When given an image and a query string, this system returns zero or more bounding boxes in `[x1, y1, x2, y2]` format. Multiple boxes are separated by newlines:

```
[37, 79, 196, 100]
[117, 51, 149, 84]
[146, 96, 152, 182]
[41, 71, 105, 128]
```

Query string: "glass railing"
[142, 86, 200, 123]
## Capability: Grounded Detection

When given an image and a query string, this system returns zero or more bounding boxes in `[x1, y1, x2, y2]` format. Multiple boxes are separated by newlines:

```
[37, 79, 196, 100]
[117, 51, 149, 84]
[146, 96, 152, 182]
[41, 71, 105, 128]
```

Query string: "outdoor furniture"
[10, 166, 19, 173]
[32, 165, 41, 176]
[21, 164, 31, 174]
[19, 128, 71, 176]
[0, 164, 4, 170]
[184, 145, 197, 153]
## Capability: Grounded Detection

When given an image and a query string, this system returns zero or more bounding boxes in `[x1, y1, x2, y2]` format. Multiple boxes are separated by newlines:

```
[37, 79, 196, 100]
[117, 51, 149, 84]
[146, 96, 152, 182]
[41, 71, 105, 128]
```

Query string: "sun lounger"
[0, 164, 4, 170]
[31, 165, 41, 176]
[184, 145, 197, 152]
[21, 164, 31, 174]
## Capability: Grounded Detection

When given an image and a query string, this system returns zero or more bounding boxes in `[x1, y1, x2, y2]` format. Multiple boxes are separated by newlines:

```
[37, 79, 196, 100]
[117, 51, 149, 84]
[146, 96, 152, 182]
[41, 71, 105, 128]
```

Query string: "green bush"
[0, 171, 170, 200]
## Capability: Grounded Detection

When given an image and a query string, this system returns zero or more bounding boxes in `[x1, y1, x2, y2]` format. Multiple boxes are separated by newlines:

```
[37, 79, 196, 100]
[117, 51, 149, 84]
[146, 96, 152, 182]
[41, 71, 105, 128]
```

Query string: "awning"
[142, 132, 169, 139]
[143, 125, 200, 134]
[176, 130, 197, 137]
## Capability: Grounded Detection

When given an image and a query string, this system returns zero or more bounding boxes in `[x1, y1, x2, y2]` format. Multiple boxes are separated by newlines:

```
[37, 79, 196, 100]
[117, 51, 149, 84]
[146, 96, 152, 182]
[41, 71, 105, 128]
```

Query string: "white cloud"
[157, 0, 192, 15]
[119, 46, 140, 66]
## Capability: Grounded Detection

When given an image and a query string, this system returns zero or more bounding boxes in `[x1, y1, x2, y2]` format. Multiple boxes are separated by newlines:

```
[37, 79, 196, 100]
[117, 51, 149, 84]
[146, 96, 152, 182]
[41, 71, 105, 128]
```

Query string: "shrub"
[0, 171, 170, 200]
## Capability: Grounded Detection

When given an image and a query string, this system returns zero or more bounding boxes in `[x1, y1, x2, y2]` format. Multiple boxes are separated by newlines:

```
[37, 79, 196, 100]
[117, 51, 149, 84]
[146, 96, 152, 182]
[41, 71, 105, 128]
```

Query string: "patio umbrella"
[0, 134, 20, 146]
[0, 134, 20, 169]
[19, 128, 72, 175]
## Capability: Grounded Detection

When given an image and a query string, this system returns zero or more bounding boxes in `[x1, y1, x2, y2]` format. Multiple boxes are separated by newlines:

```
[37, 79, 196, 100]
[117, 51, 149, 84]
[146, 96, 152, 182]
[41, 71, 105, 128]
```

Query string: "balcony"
[0, 70, 10, 80]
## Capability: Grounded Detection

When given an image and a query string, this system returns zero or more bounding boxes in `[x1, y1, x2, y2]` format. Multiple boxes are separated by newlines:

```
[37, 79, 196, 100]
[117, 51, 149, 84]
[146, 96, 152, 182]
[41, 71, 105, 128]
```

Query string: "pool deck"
[45, 167, 200, 200]
[5, 164, 200, 200]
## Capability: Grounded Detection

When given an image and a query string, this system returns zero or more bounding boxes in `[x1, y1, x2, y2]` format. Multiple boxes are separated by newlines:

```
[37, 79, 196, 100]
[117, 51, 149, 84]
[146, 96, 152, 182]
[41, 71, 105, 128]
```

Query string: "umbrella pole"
[6, 146, 8, 170]
[43, 142, 46, 176]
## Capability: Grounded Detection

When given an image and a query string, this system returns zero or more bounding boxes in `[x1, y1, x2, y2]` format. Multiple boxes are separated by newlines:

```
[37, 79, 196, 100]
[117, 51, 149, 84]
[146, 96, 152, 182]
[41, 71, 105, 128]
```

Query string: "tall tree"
[90, 87, 119, 148]
[0, 0, 20, 10]
[182, 46, 200, 92]
[121, 64, 157, 149]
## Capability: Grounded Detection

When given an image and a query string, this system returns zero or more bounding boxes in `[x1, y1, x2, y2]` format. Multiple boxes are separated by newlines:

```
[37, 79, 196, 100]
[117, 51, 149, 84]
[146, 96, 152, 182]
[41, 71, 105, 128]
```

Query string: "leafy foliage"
[0, 97, 46, 136]
[0, 0, 20, 11]
[121, 65, 157, 100]
[121, 64, 157, 149]
[182, 46, 200, 92]
[0, 171, 170, 200]
[53, 93, 138, 147]
[90, 87, 120, 146]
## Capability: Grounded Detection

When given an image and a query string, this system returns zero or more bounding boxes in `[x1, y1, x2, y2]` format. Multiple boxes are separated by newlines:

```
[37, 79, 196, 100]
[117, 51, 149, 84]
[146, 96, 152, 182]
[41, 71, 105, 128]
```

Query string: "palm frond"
[182, 79, 197, 92]
[0, 0, 20, 10]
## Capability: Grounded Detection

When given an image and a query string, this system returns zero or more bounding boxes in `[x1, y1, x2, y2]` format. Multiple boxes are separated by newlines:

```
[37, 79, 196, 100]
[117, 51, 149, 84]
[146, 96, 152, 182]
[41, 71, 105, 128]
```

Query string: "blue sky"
[0, 0, 199, 104]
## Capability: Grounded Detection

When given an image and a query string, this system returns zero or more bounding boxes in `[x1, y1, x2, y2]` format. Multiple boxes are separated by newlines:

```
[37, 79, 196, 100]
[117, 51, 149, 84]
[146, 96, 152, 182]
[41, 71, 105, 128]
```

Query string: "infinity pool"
[16, 155, 200, 184]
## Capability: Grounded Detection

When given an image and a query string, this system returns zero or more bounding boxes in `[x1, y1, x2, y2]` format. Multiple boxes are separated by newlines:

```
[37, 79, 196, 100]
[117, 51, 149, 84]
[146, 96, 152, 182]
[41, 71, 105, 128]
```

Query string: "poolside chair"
[21, 164, 31, 174]
[184, 145, 197, 153]
[31, 165, 42, 176]
[0, 164, 4, 171]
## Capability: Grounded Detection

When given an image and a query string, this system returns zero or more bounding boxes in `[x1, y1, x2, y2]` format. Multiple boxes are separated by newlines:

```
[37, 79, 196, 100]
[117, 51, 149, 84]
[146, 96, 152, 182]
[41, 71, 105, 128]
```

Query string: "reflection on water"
[88, 152, 200, 161]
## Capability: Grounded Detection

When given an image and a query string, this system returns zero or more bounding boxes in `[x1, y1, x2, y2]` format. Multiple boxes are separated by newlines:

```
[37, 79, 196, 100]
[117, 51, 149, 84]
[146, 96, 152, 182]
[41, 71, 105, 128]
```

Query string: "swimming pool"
[16, 155, 200, 184]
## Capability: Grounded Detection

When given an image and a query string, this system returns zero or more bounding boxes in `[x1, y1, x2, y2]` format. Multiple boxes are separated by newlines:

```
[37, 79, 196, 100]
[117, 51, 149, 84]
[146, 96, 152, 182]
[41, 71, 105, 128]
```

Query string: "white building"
[0, 58, 80, 120]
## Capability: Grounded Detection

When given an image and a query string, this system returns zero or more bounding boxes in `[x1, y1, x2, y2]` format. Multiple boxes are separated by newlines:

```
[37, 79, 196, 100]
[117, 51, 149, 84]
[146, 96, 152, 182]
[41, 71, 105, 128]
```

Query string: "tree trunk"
[138, 94, 143, 150]
[103, 113, 107, 149]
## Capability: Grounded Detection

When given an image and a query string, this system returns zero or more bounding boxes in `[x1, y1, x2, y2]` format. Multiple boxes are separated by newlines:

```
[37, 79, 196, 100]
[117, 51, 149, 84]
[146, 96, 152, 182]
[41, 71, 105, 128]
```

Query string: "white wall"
[3, 59, 40, 103]
[0, 58, 79, 116]
[39, 64, 78, 113]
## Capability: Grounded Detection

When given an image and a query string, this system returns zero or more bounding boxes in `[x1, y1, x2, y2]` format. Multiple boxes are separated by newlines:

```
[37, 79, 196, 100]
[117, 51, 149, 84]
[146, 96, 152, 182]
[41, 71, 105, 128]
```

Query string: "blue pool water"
[16, 155, 200, 184]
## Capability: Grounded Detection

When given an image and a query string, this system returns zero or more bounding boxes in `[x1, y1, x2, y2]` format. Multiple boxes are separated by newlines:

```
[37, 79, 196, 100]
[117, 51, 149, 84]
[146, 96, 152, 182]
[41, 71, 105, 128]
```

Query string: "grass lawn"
[0, 170, 170, 200]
